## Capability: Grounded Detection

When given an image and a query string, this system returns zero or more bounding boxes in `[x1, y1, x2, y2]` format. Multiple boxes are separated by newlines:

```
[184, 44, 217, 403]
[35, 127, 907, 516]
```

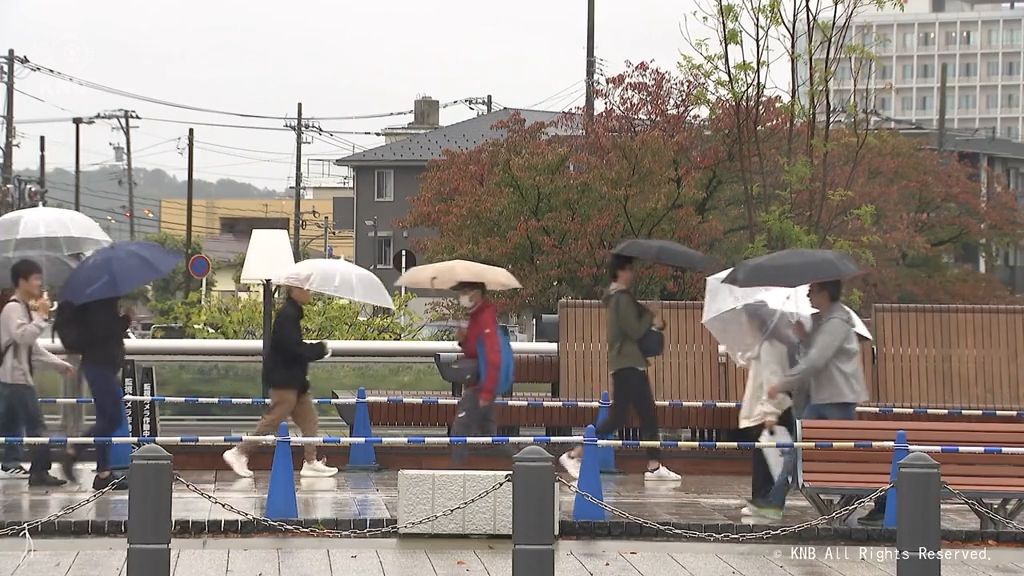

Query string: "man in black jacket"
[223, 286, 336, 478]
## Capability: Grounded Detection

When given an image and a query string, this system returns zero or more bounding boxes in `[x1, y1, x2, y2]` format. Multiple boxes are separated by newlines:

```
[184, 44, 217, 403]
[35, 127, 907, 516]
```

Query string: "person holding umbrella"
[58, 241, 180, 490]
[224, 258, 394, 478]
[0, 260, 75, 486]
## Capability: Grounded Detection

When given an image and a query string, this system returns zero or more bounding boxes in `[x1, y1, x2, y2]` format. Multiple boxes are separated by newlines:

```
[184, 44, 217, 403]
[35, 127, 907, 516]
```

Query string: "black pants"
[596, 368, 660, 460]
[740, 407, 796, 502]
[0, 383, 51, 477]
[450, 387, 497, 466]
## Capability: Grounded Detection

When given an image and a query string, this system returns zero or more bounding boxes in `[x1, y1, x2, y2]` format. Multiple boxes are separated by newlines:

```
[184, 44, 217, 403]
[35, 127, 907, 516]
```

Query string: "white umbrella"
[274, 258, 394, 309]
[0, 207, 111, 256]
[0, 252, 84, 289]
[395, 259, 522, 291]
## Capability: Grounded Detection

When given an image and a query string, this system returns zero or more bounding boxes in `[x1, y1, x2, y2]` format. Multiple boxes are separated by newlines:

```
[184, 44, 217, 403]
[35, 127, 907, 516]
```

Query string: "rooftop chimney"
[412, 96, 440, 128]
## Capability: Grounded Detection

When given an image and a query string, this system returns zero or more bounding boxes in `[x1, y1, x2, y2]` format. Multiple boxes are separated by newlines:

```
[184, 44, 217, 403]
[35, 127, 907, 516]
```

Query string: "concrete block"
[398, 470, 557, 536]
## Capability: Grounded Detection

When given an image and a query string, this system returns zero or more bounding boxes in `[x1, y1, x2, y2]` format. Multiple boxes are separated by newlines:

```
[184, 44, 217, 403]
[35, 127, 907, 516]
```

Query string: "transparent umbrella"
[275, 258, 394, 309]
[0, 252, 85, 289]
[0, 207, 111, 256]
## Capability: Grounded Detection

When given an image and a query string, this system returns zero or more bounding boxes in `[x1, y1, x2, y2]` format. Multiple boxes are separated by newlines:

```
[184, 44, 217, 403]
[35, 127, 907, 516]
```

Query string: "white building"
[832, 0, 1024, 140]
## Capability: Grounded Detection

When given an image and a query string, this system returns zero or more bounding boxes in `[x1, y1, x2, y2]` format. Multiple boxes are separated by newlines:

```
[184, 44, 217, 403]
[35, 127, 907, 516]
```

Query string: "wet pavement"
[0, 467, 988, 531]
[1, 538, 1023, 575]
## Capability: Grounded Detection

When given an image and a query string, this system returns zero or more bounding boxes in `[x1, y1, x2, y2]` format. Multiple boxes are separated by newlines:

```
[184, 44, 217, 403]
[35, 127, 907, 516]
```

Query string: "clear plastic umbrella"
[275, 258, 395, 309]
[0, 207, 111, 256]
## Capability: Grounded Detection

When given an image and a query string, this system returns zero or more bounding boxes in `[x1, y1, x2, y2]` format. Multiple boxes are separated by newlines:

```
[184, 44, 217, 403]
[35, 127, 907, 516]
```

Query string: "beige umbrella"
[395, 259, 522, 291]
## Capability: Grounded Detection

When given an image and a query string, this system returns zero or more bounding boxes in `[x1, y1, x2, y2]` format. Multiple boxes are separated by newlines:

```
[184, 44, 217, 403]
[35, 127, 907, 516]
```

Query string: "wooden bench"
[799, 420, 1024, 528]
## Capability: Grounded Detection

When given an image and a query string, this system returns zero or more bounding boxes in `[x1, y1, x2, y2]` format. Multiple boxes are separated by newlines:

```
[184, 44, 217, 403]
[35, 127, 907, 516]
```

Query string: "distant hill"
[15, 167, 283, 241]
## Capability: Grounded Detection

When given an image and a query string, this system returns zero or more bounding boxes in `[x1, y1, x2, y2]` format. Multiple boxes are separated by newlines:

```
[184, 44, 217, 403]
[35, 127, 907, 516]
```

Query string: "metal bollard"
[513, 446, 555, 576]
[896, 452, 941, 576]
[127, 444, 173, 576]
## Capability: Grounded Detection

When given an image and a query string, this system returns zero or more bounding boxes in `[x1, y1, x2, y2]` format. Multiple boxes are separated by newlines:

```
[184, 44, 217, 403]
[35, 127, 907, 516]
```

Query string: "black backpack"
[54, 301, 87, 353]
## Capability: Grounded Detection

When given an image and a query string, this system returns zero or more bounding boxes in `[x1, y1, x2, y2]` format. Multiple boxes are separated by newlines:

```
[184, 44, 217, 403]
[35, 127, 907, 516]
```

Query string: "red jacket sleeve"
[477, 307, 501, 402]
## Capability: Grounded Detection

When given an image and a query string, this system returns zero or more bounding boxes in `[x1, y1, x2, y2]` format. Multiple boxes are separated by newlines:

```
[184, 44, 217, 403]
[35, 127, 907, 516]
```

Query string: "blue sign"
[188, 254, 212, 280]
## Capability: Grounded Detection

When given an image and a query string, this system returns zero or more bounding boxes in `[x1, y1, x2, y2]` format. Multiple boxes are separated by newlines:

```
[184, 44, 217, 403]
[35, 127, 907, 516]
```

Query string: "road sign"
[393, 249, 417, 273]
[188, 254, 212, 280]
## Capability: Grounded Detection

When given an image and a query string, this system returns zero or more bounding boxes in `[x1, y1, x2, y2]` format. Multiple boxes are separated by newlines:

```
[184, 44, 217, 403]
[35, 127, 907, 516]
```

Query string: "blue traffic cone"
[265, 422, 298, 520]
[573, 424, 606, 521]
[595, 391, 618, 473]
[883, 429, 908, 529]
[346, 387, 378, 470]
[108, 416, 132, 471]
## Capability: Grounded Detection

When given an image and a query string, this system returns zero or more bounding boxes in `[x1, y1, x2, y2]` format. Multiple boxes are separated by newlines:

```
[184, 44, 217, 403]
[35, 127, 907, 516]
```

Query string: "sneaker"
[740, 505, 753, 516]
[558, 452, 581, 480]
[222, 448, 253, 478]
[300, 459, 338, 478]
[0, 465, 29, 480]
[28, 473, 67, 487]
[745, 501, 784, 521]
[857, 508, 885, 527]
[92, 474, 128, 491]
[644, 465, 682, 482]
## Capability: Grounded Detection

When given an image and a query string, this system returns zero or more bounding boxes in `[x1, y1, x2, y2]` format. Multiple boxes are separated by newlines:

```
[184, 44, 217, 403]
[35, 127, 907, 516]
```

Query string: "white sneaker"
[559, 452, 581, 480]
[222, 448, 253, 478]
[740, 505, 753, 516]
[644, 465, 681, 481]
[0, 465, 29, 480]
[300, 459, 338, 478]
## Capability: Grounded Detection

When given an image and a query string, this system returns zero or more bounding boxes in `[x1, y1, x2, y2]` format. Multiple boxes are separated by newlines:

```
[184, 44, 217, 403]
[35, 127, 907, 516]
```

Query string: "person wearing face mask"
[222, 285, 336, 478]
[449, 281, 501, 466]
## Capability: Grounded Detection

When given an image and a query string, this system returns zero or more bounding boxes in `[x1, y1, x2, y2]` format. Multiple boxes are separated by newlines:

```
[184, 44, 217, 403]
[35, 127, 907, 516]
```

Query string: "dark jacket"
[263, 297, 327, 393]
[80, 298, 130, 370]
[458, 299, 501, 403]
[602, 284, 652, 372]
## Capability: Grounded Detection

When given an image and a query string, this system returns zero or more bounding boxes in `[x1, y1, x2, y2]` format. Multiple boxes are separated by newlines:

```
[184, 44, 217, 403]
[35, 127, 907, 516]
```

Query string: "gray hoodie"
[776, 302, 869, 406]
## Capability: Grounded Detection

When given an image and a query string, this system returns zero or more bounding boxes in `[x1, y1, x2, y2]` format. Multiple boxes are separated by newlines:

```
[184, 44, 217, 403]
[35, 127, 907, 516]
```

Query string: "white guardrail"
[40, 339, 559, 358]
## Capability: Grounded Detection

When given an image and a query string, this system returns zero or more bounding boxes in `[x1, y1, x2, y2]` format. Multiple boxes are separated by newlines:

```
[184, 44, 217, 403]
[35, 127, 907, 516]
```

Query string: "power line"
[12, 88, 77, 114]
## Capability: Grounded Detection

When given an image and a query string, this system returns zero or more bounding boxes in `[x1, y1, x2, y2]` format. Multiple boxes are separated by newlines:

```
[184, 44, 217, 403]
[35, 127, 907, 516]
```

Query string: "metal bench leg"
[803, 492, 834, 517]
[969, 499, 996, 531]
[1004, 499, 1024, 524]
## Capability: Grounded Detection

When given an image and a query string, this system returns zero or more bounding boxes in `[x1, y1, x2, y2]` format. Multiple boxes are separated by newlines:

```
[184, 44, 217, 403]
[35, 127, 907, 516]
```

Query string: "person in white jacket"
[735, 303, 799, 515]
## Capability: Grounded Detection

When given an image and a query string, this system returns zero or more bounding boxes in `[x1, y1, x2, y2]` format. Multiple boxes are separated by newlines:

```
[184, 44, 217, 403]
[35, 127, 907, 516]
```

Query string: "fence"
[559, 301, 1024, 412]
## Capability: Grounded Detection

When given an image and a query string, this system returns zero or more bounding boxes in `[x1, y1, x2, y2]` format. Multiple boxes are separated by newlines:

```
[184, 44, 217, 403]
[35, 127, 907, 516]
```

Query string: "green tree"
[143, 232, 208, 316]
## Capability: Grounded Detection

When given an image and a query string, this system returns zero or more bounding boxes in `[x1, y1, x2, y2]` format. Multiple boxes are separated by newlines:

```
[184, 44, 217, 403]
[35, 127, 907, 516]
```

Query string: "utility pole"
[585, 0, 596, 122]
[38, 136, 45, 192]
[72, 117, 92, 211]
[486, 94, 493, 114]
[292, 102, 303, 260]
[123, 110, 135, 240]
[2, 49, 15, 188]
[323, 215, 330, 255]
[185, 128, 195, 290]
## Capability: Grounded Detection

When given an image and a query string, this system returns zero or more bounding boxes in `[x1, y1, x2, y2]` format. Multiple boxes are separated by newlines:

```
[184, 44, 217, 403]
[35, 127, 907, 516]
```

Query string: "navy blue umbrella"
[61, 241, 182, 304]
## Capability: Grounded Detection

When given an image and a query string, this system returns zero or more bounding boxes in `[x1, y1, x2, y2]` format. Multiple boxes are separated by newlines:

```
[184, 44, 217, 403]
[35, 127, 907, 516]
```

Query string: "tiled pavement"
[0, 468, 990, 534]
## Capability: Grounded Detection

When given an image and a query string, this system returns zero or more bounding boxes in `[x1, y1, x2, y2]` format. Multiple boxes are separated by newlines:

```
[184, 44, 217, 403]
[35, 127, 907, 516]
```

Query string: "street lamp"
[364, 217, 378, 270]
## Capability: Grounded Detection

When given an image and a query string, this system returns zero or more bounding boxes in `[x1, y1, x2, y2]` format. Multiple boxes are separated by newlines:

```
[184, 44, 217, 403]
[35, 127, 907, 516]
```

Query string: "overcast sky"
[3, 1, 696, 191]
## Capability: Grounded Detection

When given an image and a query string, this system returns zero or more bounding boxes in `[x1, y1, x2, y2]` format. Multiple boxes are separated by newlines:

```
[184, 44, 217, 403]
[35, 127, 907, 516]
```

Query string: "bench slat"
[803, 462, 1020, 478]
[801, 420, 1024, 434]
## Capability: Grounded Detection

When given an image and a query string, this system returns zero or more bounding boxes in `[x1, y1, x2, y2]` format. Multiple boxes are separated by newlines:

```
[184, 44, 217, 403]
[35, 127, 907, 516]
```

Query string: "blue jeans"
[765, 402, 857, 508]
[80, 364, 125, 473]
[0, 383, 25, 467]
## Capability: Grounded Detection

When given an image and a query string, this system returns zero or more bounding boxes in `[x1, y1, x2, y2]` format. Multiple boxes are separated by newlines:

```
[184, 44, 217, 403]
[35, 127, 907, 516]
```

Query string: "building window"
[945, 31, 958, 47]
[1005, 29, 1022, 47]
[876, 96, 890, 112]
[918, 31, 935, 47]
[986, 93, 999, 110]
[960, 30, 974, 47]
[374, 169, 394, 202]
[375, 235, 394, 269]
[1006, 61, 1020, 77]
[1006, 92, 1018, 109]
[902, 64, 914, 80]
[879, 64, 892, 80]
[901, 95, 914, 112]
[919, 63, 934, 79]
[918, 95, 933, 111]
[1005, 125, 1019, 139]
[959, 93, 977, 110]
[988, 28, 1000, 47]
[961, 61, 977, 78]
[903, 32, 915, 49]
[878, 32, 892, 50]
[986, 61, 1000, 78]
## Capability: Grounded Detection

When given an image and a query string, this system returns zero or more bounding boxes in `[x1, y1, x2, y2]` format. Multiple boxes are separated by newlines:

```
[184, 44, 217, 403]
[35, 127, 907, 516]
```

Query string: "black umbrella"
[723, 249, 860, 288]
[612, 239, 711, 271]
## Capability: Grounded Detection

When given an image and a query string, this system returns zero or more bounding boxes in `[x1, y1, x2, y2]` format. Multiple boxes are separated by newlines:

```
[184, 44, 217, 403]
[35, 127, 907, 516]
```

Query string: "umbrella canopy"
[0, 252, 85, 289]
[703, 268, 812, 362]
[61, 242, 181, 305]
[274, 258, 395, 309]
[722, 249, 860, 288]
[612, 239, 711, 271]
[0, 207, 111, 256]
[395, 260, 522, 291]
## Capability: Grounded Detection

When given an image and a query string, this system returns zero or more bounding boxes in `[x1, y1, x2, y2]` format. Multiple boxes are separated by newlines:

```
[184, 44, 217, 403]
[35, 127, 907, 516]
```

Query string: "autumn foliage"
[403, 62, 1023, 313]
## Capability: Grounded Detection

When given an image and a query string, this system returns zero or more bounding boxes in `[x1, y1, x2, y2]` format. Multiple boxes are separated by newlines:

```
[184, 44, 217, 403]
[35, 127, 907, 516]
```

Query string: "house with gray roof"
[335, 97, 564, 289]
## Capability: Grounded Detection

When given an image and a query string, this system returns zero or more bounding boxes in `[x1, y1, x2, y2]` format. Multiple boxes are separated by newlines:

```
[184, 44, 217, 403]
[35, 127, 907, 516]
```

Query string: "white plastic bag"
[759, 425, 793, 480]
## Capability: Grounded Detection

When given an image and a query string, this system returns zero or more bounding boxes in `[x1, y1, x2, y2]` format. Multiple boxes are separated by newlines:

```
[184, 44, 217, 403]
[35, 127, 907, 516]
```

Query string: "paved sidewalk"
[0, 469, 988, 530]
[0, 539, 1021, 575]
